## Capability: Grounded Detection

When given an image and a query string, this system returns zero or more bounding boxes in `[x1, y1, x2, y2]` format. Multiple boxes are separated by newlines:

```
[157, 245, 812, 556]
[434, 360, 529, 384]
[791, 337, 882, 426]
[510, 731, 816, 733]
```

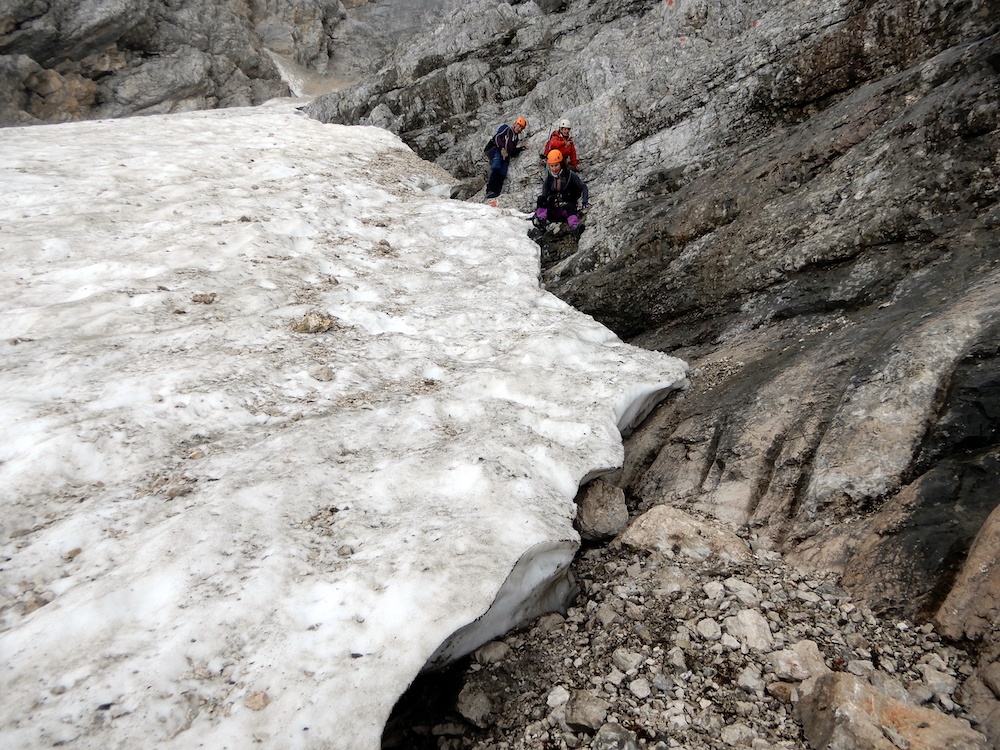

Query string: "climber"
[484, 117, 527, 200]
[540, 118, 579, 171]
[532, 149, 590, 239]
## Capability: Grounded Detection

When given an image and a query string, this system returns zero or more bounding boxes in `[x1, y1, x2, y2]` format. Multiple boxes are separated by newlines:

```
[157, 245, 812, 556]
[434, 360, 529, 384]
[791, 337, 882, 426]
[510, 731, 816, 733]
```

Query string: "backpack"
[483, 124, 511, 156]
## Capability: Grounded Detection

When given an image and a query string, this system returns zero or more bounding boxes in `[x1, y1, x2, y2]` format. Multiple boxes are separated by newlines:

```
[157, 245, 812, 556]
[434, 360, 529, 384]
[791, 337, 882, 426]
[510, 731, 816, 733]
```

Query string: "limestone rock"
[0, 0, 291, 124]
[591, 722, 639, 750]
[723, 609, 774, 652]
[575, 478, 629, 541]
[564, 690, 609, 733]
[766, 640, 833, 705]
[934, 501, 1000, 642]
[982, 661, 1000, 700]
[616, 504, 750, 564]
[457, 684, 493, 729]
[798, 672, 989, 750]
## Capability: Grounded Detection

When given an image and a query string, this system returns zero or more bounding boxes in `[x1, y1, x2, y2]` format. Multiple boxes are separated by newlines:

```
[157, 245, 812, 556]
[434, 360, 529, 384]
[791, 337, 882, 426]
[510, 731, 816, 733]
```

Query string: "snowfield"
[0, 102, 687, 750]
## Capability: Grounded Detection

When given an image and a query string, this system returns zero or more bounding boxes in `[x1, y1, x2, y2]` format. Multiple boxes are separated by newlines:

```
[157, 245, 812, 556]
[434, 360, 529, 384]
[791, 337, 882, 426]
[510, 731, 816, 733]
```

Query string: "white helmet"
[558, 118, 572, 129]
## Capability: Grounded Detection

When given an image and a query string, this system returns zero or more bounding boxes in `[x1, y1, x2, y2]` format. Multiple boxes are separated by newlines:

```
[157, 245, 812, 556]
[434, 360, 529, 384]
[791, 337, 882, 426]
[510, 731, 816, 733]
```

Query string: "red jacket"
[542, 130, 578, 169]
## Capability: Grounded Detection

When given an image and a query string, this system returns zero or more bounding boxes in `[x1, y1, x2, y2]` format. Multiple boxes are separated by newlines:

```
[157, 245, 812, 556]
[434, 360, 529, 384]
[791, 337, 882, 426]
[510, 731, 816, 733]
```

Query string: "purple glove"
[535, 208, 548, 221]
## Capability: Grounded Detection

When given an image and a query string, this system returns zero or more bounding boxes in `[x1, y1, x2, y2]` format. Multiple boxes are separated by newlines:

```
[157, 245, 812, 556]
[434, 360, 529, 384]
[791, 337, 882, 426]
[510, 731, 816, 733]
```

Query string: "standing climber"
[484, 117, 527, 200]
[540, 118, 579, 171]
[532, 149, 590, 238]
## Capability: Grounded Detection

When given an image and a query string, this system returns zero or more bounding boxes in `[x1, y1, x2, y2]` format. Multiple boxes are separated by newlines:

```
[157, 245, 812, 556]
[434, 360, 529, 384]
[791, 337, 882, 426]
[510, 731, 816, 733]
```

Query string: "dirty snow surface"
[0, 103, 688, 750]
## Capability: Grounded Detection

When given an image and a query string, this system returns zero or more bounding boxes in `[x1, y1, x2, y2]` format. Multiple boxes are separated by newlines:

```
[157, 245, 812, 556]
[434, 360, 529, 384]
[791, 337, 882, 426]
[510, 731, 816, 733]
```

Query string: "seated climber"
[532, 149, 590, 238]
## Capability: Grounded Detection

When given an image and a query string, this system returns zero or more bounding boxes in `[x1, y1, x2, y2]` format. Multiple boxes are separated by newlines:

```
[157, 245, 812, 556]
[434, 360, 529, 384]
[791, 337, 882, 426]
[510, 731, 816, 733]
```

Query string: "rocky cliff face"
[0, 0, 465, 126]
[1, 0, 286, 124]
[303, 0, 1000, 742]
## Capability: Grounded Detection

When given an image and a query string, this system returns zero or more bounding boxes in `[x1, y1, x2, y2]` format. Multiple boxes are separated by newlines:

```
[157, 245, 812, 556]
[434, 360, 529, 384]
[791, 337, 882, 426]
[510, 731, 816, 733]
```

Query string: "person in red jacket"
[540, 118, 579, 170]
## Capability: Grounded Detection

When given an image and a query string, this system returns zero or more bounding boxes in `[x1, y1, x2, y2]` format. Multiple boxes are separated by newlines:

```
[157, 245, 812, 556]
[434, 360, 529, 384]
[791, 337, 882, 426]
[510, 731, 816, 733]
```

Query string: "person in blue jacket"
[533, 149, 590, 238]
[485, 117, 527, 199]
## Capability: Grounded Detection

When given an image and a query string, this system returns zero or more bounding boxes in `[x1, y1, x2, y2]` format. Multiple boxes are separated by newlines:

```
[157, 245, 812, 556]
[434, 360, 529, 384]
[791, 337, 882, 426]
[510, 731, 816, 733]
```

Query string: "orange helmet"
[546, 149, 564, 165]
[515, 117, 527, 129]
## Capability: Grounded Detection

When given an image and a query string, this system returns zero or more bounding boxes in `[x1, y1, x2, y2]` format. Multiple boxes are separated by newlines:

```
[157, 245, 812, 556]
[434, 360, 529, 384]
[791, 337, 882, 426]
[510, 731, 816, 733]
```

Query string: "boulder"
[615, 504, 750, 564]
[575, 478, 629, 541]
[934, 501, 1000, 642]
[798, 672, 989, 750]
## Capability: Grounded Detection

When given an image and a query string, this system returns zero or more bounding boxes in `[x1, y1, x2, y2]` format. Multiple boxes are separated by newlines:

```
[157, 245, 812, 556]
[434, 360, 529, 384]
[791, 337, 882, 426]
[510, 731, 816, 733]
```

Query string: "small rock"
[724, 577, 762, 607]
[629, 678, 651, 699]
[564, 690, 609, 733]
[703, 581, 726, 601]
[474, 641, 510, 664]
[611, 648, 643, 673]
[667, 646, 687, 671]
[847, 659, 875, 677]
[617, 506, 750, 564]
[720, 722, 755, 746]
[724, 609, 774, 651]
[696, 618, 722, 640]
[309, 365, 335, 381]
[575, 479, 629, 541]
[537, 612, 565, 632]
[766, 681, 796, 703]
[591, 722, 640, 750]
[918, 664, 958, 696]
[546, 685, 570, 708]
[594, 606, 619, 627]
[737, 665, 765, 694]
[292, 311, 336, 333]
[244, 691, 270, 710]
[766, 640, 829, 683]
[164, 482, 193, 500]
[456, 685, 492, 728]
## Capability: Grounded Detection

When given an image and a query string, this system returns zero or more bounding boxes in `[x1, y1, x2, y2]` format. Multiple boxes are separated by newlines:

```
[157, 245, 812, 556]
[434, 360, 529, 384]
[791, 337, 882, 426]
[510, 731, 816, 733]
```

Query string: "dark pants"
[485, 151, 509, 198]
